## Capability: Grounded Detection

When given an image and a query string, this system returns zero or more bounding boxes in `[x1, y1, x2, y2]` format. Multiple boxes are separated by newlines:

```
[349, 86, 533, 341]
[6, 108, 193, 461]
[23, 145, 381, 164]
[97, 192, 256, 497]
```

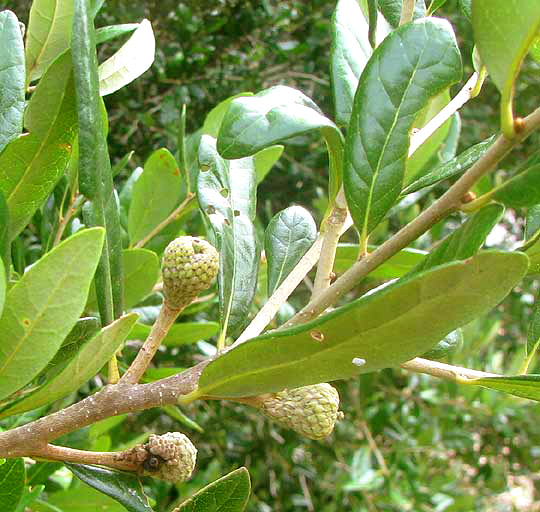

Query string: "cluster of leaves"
[1, 0, 540, 511]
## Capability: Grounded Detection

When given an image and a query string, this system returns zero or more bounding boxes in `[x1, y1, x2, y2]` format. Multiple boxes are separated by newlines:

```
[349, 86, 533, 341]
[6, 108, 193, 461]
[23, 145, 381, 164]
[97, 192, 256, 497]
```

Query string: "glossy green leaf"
[0, 191, 8, 271]
[472, 0, 540, 136]
[411, 204, 504, 274]
[344, 18, 462, 244]
[525, 291, 540, 369]
[524, 205, 540, 275]
[0, 228, 104, 401]
[216, 85, 344, 203]
[128, 148, 183, 246]
[198, 135, 259, 338]
[67, 464, 151, 512]
[112, 150, 134, 178]
[73, 0, 123, 322]
[331, 0, 372, 126]
[402, 135, 495, 195]
[198, 251, 528, 398]
[0, 51, 77, 241]
[0, 314, 137, 418]
[405, 91, 452, 183]
[0, 11, 25, 153]
[0, 458, 24, 512]
[333, 244, 426, 278]
[428, 0, 449, 14]
[25, 0, 74, 83]
[95, 23, 138, 45]
[378, 0, 427, 27]
[265, 206, 317, 296]
[43, 481, 131, 512]
[491, 163, 540, 207]
[129, 321, 219, 346]
[119, 167, 143, 230]
[253, 145, 284, 184]
[202, 93, 253, 138]
[175, 467, 250, 512]
[122, 249, 160, 309]
[98, 19, 155, 96]
[422, 329, 463, 360]
[469, 375, 540, 402]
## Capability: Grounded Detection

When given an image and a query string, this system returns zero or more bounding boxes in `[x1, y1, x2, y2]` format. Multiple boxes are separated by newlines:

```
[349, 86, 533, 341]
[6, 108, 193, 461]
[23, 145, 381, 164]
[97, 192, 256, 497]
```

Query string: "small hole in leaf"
[207, 205, 216, 215]
[200, 164, 210, 172]
[233, 210, 241, 217]
[220, 188, 229, 198]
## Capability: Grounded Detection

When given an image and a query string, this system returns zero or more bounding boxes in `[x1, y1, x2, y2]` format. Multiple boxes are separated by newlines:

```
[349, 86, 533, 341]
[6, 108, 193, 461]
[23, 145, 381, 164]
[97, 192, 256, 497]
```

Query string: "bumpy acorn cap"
[259, 383, 343, 440]
[141, 432, 197, 482]
[162, 236, 219, 309]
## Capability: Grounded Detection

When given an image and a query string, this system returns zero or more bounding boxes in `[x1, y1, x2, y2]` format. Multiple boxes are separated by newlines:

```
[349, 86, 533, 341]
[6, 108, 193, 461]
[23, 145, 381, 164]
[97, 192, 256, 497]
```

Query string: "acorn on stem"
[258, 383, 343, 440]
[162, 236, 219, 309]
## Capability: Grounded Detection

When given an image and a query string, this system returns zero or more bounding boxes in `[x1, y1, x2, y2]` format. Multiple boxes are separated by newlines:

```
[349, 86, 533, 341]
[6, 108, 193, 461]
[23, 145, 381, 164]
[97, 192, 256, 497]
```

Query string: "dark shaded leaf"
[198, 251, 528, 398]
[67, 464, 152, 512]
[422, 329, 463, 360]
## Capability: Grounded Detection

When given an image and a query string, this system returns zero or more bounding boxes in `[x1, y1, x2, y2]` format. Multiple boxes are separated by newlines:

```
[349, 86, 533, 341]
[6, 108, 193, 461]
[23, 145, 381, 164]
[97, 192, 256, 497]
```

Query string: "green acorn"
[140, 432, 198, 483]
[162, 236, 219, 309]
[259, 383, 343, 440]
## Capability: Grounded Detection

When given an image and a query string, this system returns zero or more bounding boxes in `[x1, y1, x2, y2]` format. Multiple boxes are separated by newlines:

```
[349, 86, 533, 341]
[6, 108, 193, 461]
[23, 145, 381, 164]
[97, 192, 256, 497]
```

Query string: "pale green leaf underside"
[198, 251, 528, 398]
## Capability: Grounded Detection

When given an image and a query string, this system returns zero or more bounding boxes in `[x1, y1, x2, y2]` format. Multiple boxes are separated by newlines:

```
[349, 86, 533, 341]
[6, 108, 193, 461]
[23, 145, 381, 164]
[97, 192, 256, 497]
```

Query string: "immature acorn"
[162, 236, 219, 309]
[138, 432, 198, 483]
[259, 383, 343, 440]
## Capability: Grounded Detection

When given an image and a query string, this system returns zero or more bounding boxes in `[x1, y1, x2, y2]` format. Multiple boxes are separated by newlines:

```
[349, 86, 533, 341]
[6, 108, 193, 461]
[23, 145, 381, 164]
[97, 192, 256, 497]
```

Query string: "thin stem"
[312, 189, 349, 297]
[400, 357, 497, 380]
[32, 444, 138, 471]
[399, 0, 415, 25]
[282, 105, 540, 329]
[408, 73, 480, 158]
[120, 302, 182, 384]
[133, 193, 195, 249]
[233, 214, 353, 347]
[53, 195, 86, 247]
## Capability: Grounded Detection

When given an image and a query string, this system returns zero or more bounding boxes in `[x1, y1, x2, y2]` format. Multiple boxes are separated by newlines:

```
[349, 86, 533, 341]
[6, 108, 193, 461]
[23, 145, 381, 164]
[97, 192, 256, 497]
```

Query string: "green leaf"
[0, 458, 24, 512]
[402, 135, 495, 195]
[0, 191, 8, 271]
[198, 135, 259, 338]
[42, 482, 130, 512]
[175, 467, 250, 512]
[0, 313, 137, 418]
[523, 205, 540, 275]
[67, 464, 151, 512]
[344, 18, 462, 245]
[25, 0, 74, 83]
[0, 11, 25, 153]
[469, 375, 540, 402]
[378, 0, 427, 27]
[265, 206, 317, 296]
[129, 321, 219, 346]
[197, 251, 528, 398]
[122, 249, 160, 309]
[0, 228, 104, 401]
[73, 0, 123, 322]
[98, 19, 155, 96]
[128, 148, 184, 246]
[411, 204, 504, 274]
[0, 260, 5, 319]
[525, 291, 540, 370]
[253, 145, 284, 184]
[333, 244, 426, 278]
[491, 163, 540, 208]
[422, 329, 463, 360]
[95, 23, 138, 45]
[472, 0, 540, 137]
[202, 93, 253, 138]
[0, 51, 77, 241]
[216, 86, 344, 204]
[330, 0, 372, 126]
[47, 316, 100, 368]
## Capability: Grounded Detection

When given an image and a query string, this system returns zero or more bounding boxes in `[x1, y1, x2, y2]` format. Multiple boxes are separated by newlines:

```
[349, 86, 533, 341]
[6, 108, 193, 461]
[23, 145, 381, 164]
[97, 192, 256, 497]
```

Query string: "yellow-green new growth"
[260, 383, 343, 440]
[162, 236, 219, 309]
